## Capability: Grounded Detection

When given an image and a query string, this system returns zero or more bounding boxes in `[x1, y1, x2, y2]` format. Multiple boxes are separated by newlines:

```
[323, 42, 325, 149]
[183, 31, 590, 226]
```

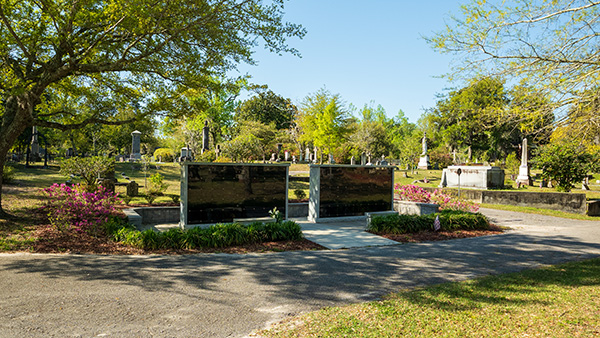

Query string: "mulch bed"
[21, 206, 504, 254]
[372, 224, 504, 243]
[29, 226, 503, 255]
[31, 224, 326, 255]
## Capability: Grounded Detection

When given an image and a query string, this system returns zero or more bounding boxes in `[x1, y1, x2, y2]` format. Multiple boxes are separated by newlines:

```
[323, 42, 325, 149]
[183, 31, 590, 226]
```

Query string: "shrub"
[41, 183, 121, 235]
[534, 142, 595, 192]
[504, 152, 520, 176]
[142, 193, 157, 205]
[294, 189, 307, 200]
[395, 184, 479, 213]
[148, 173, 168, 196]
[168, 194, 180, 204]
[153, 148, 175, 162]
[104, 219, 304, 250]
[367, 210, 489, 234]
[60, 156, 115, 192]
[2, 165, 16, 184]
[198, 149, 217, 162]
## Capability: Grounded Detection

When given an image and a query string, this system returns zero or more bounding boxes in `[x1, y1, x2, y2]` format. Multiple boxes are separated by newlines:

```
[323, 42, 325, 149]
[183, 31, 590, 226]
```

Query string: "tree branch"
[0, 3, 33, 60]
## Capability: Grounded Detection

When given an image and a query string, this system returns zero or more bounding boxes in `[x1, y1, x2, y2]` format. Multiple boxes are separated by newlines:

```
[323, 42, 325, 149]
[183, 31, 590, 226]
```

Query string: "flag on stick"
[433, 215, 441, 232]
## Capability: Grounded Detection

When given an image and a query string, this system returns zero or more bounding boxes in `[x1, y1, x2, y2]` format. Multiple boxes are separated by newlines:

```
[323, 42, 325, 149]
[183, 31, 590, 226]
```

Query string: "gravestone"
[202, 120, 210, 154]
[284, 150, 289, 161]
[127, 181, 139, 196]
[515, 138, 532, 186]
[417, 132, 431, 169]
[180, 147, 191, 161]
[361, 152, 366, 165]
[329, 153, 335, 164]
[30, 126, 41, 162]
[380, 155, 388, 166]
[350, 156, 355, 165]
[130, 130, 142, 161]
[305, 148, 311, 162]
[100, 178, 115, 193]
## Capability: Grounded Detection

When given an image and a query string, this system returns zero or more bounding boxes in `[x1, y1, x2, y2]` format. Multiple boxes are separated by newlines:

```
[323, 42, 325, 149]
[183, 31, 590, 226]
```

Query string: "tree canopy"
[235, 89, 297, 130]
[0, 0, 305, 215]
[296, 89, 351, 161]
[429, 0, 600, 122]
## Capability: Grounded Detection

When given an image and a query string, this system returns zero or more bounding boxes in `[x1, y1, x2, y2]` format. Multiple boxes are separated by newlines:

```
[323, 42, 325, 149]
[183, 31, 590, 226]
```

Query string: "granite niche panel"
[318, 166, 394, 218]
[186, 164, 288, 224]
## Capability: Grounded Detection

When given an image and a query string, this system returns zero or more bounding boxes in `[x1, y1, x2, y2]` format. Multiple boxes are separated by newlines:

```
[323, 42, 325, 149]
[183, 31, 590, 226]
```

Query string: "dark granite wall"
[318, 166, 393, 217]
[187, 164, 287, 224]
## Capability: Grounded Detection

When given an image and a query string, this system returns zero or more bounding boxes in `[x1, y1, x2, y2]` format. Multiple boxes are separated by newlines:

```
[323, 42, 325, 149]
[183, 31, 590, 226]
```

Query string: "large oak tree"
[0, 0, 305, 216]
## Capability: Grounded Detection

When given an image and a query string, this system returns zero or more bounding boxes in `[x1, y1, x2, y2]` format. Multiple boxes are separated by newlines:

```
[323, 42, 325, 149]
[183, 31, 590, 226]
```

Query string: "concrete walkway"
[2, 209, 598, 337]
[295, 218, 398, 249]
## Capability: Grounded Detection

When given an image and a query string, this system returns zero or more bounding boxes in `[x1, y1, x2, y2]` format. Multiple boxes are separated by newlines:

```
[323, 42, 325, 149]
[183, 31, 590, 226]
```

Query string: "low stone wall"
[124, 206, 180, 226]
[288, 203, 308, 218]
[422, 187, 588, 214]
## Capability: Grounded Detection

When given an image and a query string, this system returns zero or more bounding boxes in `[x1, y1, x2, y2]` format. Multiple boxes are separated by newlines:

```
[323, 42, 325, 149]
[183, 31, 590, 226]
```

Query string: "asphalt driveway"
[1, 208, 600, 337]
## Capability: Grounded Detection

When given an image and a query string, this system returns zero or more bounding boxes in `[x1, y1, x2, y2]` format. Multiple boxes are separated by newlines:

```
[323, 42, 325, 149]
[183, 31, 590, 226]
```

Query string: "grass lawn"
[481, 203, 600, 221]
[261, 258, 600, 337]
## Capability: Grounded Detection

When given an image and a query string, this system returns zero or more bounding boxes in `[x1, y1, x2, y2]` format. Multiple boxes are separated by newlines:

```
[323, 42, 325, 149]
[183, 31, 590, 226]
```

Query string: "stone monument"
[30, 126, 40, 162]
[439, 165, 505, 189]
[417, 132, 431, 169]
[515, 138, 532, 186]
[130, 130, 142, 161]
[201, 120, 210, 154]
[350, 156, 355, 165]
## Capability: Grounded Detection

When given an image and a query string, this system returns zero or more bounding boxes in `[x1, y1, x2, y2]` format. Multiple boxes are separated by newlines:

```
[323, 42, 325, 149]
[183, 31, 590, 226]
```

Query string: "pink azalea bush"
[41, 183, 122, 235]
[395, 184, 479, 213]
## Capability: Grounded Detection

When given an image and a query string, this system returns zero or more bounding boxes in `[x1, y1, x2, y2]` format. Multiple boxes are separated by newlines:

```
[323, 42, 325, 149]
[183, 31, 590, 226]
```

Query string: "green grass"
[261, 258, 600, 337]
[482, 203, 599, 221]
[394, 169, 600, 200]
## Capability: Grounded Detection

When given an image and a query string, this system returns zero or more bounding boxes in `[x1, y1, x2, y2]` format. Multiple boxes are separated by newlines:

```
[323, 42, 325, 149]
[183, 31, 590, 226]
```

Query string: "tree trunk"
[0, 94, 37, 217]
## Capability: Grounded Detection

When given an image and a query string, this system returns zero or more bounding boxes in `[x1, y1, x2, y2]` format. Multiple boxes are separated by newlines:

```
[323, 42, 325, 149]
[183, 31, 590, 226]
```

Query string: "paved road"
[1, 208, 600, 338]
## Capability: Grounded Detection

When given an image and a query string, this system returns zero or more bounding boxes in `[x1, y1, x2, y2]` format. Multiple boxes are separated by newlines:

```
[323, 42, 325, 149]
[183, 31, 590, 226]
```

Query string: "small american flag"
[433, 215, 441, 232]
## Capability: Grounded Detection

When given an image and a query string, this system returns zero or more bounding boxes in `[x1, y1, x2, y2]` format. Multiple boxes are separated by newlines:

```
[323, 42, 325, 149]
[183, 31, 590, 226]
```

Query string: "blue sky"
[234, 1, 465, 124]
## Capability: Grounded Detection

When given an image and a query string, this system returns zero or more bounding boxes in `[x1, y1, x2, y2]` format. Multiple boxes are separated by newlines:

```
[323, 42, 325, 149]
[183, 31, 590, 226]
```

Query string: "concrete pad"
[294, 218, 399, 250]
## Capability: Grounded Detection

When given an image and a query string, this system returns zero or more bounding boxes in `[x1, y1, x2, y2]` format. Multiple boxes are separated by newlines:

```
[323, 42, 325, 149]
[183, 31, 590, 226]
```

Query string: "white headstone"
[516, 138, 531, 186]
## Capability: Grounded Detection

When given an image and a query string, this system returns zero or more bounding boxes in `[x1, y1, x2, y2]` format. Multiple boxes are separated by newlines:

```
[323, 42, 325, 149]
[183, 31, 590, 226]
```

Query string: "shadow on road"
[3, 230, 600, 306]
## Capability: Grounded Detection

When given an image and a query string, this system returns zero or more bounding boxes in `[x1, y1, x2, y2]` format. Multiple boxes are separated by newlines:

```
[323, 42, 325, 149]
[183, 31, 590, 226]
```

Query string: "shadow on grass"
[391, 258, 600, 312]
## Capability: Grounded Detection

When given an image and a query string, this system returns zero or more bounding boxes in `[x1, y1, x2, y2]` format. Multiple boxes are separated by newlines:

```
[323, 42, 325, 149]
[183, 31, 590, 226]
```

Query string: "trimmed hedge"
[368, 210, 490, 234]
[104, 216, 304, 250]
